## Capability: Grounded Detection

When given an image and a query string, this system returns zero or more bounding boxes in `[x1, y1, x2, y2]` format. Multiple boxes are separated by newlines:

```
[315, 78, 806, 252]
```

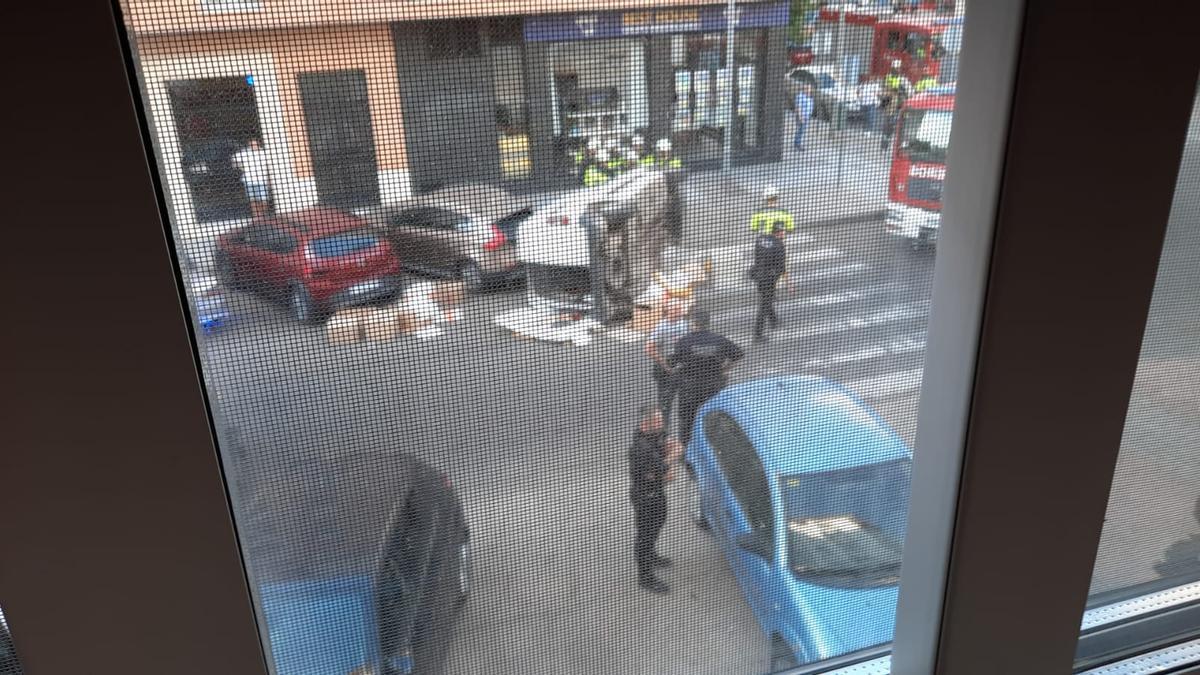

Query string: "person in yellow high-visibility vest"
[642, 138, 683, 170]
[584, 149, 614, 187]
[749, 186, 795, 233]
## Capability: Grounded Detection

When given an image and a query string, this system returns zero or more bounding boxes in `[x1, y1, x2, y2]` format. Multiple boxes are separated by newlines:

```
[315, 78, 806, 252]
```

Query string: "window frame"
[4, 2, 1200, 675]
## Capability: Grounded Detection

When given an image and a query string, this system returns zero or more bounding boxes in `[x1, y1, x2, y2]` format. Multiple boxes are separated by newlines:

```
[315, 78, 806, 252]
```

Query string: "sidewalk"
[179, 119, 889, 273]
[682, 118, 890, 250]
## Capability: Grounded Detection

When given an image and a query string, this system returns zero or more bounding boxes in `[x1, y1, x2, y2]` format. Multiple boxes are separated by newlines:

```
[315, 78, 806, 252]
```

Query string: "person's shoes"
[651, 554, 673, 569]
[639, 576, 670, 594]
[753, 333, 767, 344]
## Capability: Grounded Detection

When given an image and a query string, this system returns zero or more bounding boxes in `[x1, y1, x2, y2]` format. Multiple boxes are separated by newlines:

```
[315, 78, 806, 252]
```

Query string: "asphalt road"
[193, 111, 1200, 670]
[198, 215, 934, 675]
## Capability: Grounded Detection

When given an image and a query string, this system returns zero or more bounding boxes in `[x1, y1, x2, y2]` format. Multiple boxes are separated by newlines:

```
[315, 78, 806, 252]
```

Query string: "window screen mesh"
[1090, 83, 1200, 602]
[116, 1, 963, 672]
[0, 607, 21, 675]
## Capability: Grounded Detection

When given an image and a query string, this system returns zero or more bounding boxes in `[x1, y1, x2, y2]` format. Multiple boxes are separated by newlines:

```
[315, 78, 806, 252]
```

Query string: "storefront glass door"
[670, 30, 764, 166]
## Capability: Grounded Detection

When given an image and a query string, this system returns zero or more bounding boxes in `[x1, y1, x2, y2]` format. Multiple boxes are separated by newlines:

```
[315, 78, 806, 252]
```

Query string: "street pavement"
[186, 107, 1200, 673]
[199, 215, 934, 675]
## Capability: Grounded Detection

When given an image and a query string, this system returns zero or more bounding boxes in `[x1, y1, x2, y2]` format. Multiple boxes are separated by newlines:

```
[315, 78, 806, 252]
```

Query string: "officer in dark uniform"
[629, 403, 680, 594]
[749, 222, 790, 343]
[671, 309, 745, 448]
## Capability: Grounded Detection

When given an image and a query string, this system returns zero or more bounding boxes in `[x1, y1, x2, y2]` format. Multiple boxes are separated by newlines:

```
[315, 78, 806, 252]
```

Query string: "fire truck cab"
[885, 85, 954, 249]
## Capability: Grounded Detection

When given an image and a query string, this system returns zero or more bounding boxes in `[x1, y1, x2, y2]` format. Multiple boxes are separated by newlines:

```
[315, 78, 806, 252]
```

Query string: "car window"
[887, 30, 903, 51]
[308, 231, 380, 259]
[703, 411, 775, 544]
[245, 224, 297, 254]
[392, 207, 469, 231]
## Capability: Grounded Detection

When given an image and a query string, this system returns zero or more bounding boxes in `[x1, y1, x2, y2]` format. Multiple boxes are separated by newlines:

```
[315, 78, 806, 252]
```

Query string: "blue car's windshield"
[781, 458, 911, 589]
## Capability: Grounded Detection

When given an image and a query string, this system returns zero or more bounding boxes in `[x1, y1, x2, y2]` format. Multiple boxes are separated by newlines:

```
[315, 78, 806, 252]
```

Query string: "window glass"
[116, 0, 967, 670]
[1088, 86, 1200, 604]
[308, 232, 379, 259]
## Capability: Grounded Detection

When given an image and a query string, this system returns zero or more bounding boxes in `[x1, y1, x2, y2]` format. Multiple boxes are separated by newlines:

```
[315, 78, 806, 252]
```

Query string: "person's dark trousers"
[677, 381, 721, 447]
[633, 491, 668, 581]
[754, 279, 779, 338]
[652, 365, 679, 429]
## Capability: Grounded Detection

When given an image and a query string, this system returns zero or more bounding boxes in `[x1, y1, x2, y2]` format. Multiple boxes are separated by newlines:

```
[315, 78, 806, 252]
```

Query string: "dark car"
[243, 451, 471, 675]
[214, 207, 403, 322]
[366, 184, 533, 293]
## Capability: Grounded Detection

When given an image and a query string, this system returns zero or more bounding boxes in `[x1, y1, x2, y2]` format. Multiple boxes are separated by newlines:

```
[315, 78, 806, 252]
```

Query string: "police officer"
[749, 186, 795, 234]
[584, 149, 613, 187]
[749, 222, 790, 343]
[629, 403, 682, 594]
[644, 138, 683, 169]
[671, 309, 745, 447]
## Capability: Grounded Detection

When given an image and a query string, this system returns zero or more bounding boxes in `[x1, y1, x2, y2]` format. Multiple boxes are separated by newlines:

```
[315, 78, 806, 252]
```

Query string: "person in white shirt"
[231, 138, 271, 218]
[857, 75, 884, 135]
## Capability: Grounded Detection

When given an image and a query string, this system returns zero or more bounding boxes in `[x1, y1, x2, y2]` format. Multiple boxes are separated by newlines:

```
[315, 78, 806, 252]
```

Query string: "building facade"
[122, 0, 790, 230]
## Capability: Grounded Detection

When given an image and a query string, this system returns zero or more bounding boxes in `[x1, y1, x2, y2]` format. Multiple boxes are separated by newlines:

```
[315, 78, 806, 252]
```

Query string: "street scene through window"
[118, 0, 964, 672]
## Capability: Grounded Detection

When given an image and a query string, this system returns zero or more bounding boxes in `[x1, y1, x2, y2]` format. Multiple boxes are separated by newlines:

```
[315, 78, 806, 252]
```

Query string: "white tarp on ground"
[493, 306, 600, 346]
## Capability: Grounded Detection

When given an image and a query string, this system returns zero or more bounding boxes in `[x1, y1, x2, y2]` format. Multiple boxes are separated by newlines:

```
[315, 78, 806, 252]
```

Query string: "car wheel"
[770, 634, 799, 672]
[456, 536, 472, 602]
[289, 283, 319, 324]
[461, 261, 484, 294]
[685, 465, 710, 531]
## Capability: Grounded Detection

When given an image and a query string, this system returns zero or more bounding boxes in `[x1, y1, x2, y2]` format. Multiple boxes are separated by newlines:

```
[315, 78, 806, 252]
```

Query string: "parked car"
[214, 207, 403, 323]
[365, 184, 533, 293]
[247, 451, 471, 675]
[785, 66, 856, 121]
[684, 375, 912, 670]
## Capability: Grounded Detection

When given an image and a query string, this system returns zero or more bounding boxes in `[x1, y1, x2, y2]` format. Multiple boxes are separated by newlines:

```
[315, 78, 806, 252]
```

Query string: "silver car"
[366, 184, 533, 293]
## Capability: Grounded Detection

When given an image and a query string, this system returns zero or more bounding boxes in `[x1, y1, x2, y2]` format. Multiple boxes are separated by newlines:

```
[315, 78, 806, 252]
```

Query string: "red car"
[214, 207, 404, 323]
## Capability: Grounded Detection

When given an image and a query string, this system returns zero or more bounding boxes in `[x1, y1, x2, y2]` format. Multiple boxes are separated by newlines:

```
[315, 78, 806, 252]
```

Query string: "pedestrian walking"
[749, 223, 790, 343]
[629, 403, 682, 594]
[749, 186, 795, 234]
[232, 138, 272, 218]
[793, 84, 815, 151]
[857, 74, 883, 134]
[671, 309, 745, 447]
[645, 299, 690, 429]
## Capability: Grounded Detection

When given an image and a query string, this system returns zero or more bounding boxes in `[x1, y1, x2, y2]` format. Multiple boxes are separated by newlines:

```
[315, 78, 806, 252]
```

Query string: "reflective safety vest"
[915, 76, 937, 93]
[749, 208, 795, 233]
[584, 164, 611, 187]
[641, 154, 682, 169]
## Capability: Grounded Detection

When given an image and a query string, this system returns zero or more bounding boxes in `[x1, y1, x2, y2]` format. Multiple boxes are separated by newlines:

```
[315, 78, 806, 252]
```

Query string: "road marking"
[803, 333, 926, 369]
[845, 367, 925, 400]
[728, 300, 930, 343]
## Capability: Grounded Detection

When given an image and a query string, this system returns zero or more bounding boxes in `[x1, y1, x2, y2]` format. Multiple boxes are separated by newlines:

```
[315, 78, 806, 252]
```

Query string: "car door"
[423, 208, 470, 273]
[384, 207, 424, 267]
[231, 223, 276, 288]
[704, 411, 779, 628]
[256, 222, 300, 294]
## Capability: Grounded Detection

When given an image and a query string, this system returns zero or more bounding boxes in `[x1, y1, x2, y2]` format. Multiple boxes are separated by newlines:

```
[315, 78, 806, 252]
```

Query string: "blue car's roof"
[260, 576, 378, 675]
[701, 376, 911, 476]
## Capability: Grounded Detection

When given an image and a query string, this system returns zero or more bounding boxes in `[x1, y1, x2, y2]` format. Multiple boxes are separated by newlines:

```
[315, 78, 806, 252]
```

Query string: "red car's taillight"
[483, 223, 508, 251]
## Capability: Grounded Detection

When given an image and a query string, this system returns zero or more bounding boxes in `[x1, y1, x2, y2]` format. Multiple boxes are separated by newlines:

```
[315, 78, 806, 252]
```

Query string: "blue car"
[246, 452, 471, 675]
[684, 376, 912, 671]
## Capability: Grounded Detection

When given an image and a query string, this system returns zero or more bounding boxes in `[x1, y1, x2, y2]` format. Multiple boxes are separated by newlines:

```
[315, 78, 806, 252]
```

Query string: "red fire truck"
[885, 85, 954, 249]
[811, 7, 962, 86]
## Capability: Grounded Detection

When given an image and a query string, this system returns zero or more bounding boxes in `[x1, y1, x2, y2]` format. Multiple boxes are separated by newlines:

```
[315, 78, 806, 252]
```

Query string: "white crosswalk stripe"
[602, 234, 932, 409]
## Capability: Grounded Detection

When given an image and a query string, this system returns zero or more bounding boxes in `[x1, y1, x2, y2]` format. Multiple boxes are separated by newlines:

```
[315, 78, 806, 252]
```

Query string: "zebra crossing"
[693, 231, 935, 408]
